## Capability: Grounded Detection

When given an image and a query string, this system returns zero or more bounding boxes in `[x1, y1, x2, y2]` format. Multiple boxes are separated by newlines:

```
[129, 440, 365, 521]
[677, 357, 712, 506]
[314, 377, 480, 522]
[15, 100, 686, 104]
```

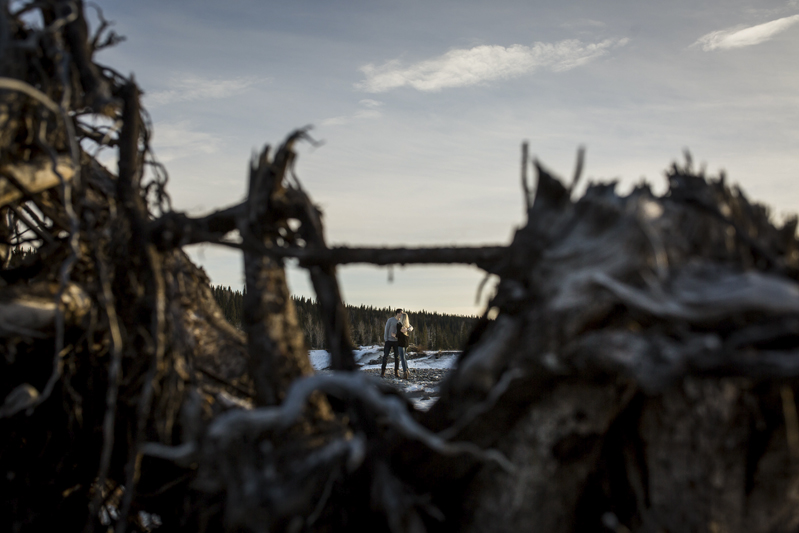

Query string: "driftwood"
[4, 2, 799, 533]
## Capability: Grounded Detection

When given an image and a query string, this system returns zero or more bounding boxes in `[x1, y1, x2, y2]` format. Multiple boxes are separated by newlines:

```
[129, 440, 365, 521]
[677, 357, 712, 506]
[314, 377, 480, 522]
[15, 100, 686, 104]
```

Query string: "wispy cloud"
[693, 14, 799, 51]
[321, 100, 384, 127]
[359, 99, 384, 109]
[147, 74, 268, 105]
[151, 121, 220, 162]
[355, 38, 628, 93]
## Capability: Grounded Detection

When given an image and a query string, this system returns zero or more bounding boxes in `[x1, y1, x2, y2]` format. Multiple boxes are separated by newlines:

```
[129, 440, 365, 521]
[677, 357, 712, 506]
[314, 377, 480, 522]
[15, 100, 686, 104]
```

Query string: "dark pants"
[381, 341, 400, 373]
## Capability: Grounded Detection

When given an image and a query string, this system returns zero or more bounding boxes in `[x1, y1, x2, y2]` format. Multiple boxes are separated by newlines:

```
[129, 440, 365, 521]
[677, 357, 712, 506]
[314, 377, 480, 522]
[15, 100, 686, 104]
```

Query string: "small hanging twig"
[521, 141, 530, 211]
[568, 145, 585, 196]
[474, 271, 491, 305]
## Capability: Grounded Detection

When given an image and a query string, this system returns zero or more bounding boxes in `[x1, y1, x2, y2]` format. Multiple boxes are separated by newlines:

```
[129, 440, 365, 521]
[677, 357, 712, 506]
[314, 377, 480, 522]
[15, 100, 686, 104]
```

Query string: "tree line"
[211, 285, 476, 350]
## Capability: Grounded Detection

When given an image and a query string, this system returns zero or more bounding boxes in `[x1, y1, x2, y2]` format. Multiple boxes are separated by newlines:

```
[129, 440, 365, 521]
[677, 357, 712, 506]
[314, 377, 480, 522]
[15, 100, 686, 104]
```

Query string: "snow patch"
[309, 350, 330, 371]
[309, 345, 388, 371]
[352, 350, 459, 371]
[309, 347, 460, 372]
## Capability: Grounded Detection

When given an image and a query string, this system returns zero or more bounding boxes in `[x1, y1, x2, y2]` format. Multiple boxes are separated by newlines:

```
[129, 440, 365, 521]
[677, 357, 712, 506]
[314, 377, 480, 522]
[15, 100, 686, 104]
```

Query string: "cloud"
[693, 14, 799, 51]
[147, 74, 268, 105]
[321, 100, 384, 127]
[355, 38, 628, 93]
[151, 121, 220, 162]
[359, 99, 384, 108]
[320, 116, 350, 127]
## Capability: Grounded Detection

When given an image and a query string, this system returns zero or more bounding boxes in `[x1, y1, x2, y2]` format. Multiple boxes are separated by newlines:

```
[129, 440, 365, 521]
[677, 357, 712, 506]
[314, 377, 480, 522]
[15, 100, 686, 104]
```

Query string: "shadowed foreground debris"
[4, 3, 799, 532]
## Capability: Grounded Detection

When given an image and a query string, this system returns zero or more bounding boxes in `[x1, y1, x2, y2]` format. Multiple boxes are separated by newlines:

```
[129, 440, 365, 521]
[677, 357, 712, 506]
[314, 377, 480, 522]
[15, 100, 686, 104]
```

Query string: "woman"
[396, 312, 413, 379]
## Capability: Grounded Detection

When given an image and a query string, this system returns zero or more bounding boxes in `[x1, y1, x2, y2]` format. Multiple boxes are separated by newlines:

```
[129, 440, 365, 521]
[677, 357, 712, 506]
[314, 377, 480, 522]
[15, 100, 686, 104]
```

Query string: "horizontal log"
[281, 245, 509, 269]
[148, 204, 509, 269]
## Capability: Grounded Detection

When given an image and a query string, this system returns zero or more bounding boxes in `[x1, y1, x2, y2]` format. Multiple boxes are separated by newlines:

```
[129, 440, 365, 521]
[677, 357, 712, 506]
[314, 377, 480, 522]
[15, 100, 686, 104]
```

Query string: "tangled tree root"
[3, 3, 799, 532]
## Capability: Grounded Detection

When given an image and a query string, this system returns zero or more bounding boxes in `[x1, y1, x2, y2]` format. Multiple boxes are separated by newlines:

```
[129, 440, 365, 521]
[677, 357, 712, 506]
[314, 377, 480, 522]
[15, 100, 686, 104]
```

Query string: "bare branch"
[289, 244, 509, 270]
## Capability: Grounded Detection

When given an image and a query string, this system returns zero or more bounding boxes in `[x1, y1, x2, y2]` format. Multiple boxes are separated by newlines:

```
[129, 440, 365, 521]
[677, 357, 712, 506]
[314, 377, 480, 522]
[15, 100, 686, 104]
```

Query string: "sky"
[87, 0, 799, 316]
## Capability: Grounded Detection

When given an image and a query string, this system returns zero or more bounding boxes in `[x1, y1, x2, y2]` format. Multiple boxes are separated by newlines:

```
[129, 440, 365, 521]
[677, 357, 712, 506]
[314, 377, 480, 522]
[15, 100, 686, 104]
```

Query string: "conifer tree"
[211, 285, 476, 350]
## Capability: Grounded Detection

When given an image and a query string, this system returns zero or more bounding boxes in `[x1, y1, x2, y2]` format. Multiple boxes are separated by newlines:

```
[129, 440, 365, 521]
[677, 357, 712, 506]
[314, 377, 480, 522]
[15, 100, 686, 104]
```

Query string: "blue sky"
[92, 0, 799, 316]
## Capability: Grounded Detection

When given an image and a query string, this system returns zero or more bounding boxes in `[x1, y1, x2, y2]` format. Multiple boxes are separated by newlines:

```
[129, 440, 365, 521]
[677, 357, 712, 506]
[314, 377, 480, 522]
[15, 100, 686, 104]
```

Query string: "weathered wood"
[289, 185, 357, 371]
[0, 282, 90, 338]
[148, 202, 508, 271]
[241, 142, 328, 413]
[7, 2, 799, 532]
[0, 155, 76, 207]
[418, 162, 799, 532]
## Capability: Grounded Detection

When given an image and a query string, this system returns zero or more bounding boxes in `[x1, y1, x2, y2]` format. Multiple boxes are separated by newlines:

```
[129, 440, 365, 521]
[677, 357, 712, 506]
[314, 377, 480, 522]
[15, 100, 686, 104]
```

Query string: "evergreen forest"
[211, 285, 476, 350]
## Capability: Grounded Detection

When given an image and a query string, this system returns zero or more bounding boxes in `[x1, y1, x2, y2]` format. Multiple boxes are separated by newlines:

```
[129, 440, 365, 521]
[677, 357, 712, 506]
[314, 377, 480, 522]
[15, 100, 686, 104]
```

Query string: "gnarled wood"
[0, 155, 76, 207]
[5, 3, 799, 532]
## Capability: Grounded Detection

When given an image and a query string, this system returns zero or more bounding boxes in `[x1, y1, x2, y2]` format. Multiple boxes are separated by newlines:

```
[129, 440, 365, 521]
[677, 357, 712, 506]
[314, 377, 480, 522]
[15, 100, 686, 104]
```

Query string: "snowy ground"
[309, 345, 458, 372]
[309, 345, 459, 410]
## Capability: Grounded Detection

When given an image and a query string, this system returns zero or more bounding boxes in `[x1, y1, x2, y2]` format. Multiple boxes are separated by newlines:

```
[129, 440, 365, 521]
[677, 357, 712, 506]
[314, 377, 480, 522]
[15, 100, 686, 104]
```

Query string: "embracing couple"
[381, 309, 413, 379]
